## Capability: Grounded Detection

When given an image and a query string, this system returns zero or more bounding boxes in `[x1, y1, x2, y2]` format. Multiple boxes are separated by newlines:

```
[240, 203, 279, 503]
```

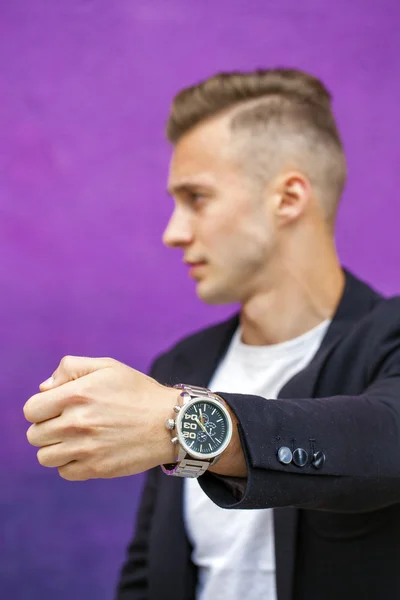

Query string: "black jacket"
[116, 270, 400, 600]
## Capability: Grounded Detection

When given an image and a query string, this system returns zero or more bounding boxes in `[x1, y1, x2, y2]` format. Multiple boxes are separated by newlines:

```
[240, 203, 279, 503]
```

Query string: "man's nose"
[162, 209, 194, 248]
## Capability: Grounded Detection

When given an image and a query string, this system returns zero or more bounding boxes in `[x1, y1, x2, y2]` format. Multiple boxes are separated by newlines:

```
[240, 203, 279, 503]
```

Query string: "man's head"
[163, 68, 347, 305]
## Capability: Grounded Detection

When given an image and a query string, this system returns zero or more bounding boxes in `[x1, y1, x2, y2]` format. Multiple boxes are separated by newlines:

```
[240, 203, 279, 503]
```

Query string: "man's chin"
[195, 281, 237, 305]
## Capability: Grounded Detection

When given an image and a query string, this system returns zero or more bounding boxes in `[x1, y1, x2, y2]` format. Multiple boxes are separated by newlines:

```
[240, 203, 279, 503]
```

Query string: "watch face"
[177, 398, 231, 458]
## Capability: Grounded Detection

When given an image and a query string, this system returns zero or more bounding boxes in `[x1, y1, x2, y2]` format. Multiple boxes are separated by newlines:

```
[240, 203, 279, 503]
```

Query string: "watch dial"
[179, 400, 228, 455]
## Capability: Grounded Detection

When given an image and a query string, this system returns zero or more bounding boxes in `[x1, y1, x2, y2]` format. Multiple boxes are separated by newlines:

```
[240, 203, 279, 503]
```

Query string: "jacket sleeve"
[115, 355, 164, 599]
[199, 314, 400, 513]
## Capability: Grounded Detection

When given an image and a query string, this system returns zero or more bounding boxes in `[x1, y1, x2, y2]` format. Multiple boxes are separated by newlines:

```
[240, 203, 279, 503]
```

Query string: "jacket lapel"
[171, 313, 240, 387]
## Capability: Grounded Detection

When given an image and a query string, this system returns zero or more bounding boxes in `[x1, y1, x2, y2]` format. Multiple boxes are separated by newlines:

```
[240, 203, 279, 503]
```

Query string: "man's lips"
[185, 261, 207, 276]
[184, 259, 207, 267]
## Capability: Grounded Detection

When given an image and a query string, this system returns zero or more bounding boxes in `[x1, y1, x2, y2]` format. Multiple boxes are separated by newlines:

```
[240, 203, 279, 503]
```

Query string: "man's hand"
[23, 356, 178, 481]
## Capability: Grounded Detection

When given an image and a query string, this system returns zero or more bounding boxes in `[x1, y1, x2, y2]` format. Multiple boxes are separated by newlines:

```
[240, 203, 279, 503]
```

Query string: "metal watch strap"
[161, 384, 223, 478]
[161, 456, 212, 478]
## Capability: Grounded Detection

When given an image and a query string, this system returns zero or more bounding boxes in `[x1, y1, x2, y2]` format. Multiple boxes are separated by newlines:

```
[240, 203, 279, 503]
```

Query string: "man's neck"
[239, 260, 345, 347]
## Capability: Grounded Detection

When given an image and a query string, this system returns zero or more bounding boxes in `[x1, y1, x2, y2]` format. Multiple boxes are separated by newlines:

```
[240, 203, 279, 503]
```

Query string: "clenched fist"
[23, 356, 178, 481]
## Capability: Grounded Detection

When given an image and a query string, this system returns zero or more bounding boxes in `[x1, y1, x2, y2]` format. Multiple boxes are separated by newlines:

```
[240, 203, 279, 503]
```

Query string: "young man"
[24, 69, 400, 600]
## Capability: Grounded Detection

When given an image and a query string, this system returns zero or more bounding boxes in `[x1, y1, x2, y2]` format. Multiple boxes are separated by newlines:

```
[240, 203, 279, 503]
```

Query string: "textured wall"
[1, 1, 399, 598]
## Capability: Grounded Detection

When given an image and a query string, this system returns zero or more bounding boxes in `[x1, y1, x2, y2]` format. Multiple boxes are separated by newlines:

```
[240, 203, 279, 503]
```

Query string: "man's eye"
[188, 192, 204, 204]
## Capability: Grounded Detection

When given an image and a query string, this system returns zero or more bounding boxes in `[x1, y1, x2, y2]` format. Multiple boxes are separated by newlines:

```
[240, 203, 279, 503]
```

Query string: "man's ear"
[271, 171, 311, 225]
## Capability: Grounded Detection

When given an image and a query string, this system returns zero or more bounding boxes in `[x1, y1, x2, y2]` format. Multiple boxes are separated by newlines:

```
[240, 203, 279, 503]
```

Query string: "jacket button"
[293, 448, 308, 467]
[311, 451, 325, 469]
[277, 446, 293, 465]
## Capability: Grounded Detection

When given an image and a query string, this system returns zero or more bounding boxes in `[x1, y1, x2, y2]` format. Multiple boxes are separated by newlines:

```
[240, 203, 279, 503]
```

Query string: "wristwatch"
[161, 384, 233, 478]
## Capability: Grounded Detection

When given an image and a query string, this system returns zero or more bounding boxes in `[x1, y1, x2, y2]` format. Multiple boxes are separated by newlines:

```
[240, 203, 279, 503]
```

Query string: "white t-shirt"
[184, 319, 331, 600]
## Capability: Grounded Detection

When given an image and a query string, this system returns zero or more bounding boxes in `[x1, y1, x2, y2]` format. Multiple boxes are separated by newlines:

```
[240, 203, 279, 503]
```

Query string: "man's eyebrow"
[167, 181, 212, 196]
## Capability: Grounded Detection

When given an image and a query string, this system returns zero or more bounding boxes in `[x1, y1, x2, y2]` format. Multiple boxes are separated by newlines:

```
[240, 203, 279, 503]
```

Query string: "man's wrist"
[155, 386, 181, 466]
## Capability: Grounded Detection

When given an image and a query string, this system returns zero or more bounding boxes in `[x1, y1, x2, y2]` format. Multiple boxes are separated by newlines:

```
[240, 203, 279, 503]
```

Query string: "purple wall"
[1, 1, 399, 597]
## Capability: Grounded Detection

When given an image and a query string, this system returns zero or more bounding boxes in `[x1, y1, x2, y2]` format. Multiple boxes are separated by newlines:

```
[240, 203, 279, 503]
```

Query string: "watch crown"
[165, 418, 176, 431]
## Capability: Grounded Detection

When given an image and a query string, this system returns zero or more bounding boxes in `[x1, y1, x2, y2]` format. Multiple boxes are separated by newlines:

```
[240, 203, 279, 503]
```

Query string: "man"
[24, 69, 400, 600]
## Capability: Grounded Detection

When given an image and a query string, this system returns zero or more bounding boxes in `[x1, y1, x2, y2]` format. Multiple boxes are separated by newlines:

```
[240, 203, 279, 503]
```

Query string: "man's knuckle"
[37, 448, 49, 467]
[68, 416, 86, 433]
[63, 407, 92, 434]
[26, 426, 36, 445]
[58, 465, 75, 481]
[81, 439, 98, 459]
[64, 464, 89, 481]
[74, 387, 92, 405]
[60, 355, 74, 370]
[23, 398, 36, 422]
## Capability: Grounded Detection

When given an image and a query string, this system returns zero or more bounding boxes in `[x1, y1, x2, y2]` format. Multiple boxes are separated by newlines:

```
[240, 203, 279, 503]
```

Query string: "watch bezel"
[175, 396, 233, 460]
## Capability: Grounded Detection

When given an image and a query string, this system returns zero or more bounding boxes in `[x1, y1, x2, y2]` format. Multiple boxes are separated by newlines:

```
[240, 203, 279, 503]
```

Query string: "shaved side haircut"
[166, 68, 347, 225]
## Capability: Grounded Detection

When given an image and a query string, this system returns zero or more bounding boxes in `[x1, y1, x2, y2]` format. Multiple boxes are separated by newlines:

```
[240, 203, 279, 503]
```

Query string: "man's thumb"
[39, 356, 113, 392]
[39, 375, 55, 391]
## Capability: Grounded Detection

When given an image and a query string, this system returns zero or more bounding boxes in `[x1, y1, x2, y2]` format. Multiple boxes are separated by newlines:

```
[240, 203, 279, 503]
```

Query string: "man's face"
[163, 115, 279, 305]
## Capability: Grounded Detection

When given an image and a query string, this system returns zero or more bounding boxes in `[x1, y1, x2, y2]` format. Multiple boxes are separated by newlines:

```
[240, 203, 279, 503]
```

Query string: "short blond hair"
[166, 68, 347, 224]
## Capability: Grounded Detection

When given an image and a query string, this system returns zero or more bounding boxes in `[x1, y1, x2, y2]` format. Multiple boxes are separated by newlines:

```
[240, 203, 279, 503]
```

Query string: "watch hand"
[195, 417, 207, 433]
[199, 409, 203, 424]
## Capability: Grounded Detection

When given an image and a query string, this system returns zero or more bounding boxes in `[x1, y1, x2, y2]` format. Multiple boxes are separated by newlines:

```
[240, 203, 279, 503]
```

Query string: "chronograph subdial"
[197, 431, 208, 443]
